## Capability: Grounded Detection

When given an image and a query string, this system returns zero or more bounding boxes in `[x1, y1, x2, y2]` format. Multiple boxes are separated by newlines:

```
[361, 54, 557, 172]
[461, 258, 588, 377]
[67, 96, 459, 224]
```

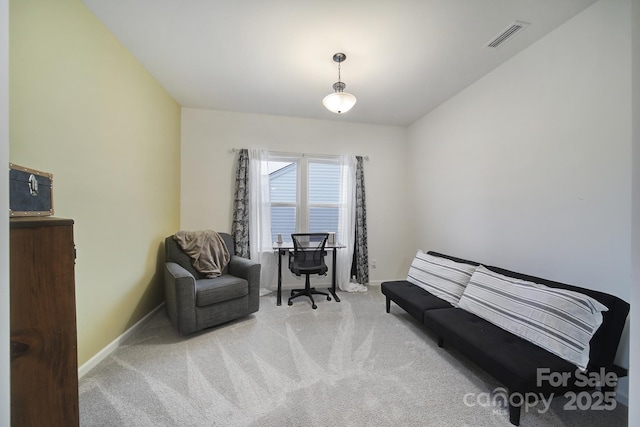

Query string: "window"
[269, 155, 340, 243]
[269, 159, 298, 242]
[308, 161, 340, 235]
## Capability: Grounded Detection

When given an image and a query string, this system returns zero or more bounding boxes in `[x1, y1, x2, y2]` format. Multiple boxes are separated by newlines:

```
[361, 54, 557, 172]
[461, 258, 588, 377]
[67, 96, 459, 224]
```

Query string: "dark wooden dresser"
[9, 217, 79, 426]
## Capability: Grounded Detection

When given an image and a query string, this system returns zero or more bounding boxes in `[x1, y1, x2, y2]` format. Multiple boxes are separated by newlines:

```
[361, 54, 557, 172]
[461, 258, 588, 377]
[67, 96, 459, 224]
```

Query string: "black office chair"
[288, 233, 332, 309]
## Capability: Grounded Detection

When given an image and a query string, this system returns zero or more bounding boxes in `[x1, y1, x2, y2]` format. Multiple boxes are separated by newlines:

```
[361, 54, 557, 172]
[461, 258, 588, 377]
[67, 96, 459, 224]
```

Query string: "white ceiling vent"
[485, 21, 530, 49]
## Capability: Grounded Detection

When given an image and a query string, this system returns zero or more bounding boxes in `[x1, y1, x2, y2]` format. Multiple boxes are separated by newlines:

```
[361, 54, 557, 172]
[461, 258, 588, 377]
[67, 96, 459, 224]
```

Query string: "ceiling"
[82, 0, 598, 127]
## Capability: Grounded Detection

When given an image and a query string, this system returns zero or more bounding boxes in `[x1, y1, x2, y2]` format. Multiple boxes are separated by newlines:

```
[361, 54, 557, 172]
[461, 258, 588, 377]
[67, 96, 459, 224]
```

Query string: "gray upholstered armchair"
[164, 232, 260, 334]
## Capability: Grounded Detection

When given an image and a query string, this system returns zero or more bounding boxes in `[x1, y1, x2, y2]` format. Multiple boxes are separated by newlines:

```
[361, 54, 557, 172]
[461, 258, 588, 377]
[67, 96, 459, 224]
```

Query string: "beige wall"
[407, 0, 631, 402]
[9, 0, 181, 365]
[180, 108, 410, 285]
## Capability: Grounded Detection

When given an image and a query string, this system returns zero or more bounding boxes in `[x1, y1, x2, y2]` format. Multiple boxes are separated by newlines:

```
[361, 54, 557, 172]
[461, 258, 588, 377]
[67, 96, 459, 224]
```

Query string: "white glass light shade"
[322, 92, 357, 114]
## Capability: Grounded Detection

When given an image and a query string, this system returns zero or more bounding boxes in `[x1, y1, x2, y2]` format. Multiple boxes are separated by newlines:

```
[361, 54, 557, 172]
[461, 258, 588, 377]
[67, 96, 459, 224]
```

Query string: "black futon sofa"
[381, 251, 629, 426]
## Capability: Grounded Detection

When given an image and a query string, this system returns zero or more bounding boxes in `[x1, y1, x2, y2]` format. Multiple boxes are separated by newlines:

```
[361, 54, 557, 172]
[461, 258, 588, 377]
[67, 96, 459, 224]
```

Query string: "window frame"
[268, 153, 340, 241]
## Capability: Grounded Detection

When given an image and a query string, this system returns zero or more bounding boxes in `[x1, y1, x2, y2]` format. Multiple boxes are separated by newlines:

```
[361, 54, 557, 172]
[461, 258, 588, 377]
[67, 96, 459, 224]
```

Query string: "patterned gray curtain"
[354, 156, 369, 284]
[231, 149, 250, 258]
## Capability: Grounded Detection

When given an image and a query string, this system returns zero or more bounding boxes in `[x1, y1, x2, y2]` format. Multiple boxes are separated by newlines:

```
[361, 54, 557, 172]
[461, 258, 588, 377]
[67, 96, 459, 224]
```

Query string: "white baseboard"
[78, 303, 165, 378]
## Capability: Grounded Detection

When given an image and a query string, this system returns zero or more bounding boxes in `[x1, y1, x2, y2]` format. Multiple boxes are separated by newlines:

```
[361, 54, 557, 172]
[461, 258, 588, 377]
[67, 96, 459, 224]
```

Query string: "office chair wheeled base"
[288, 276, 331, 309]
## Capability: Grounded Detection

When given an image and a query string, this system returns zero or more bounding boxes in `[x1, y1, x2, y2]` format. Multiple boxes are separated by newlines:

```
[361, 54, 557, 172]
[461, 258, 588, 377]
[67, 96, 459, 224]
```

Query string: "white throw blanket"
[174, 230, 230, 278]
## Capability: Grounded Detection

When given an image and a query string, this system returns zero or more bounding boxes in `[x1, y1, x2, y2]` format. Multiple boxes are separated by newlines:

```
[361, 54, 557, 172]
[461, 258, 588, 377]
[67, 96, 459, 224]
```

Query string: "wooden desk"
[273, 241, 346, 306]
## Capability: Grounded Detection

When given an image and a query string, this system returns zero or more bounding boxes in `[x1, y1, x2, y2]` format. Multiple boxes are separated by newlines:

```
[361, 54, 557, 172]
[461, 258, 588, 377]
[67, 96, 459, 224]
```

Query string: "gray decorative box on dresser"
[9, 163, 54, 217]
[9, 217, 79, 426]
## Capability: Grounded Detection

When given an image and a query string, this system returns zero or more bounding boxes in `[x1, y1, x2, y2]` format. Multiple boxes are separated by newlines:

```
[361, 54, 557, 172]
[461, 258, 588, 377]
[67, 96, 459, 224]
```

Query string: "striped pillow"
[406, 251, 476, 306]
[458, 266, 608, 371]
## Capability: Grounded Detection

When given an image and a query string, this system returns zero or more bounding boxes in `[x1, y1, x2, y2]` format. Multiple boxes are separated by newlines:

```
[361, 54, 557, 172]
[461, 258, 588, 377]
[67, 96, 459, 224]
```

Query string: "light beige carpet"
[79, 289, 628, 426]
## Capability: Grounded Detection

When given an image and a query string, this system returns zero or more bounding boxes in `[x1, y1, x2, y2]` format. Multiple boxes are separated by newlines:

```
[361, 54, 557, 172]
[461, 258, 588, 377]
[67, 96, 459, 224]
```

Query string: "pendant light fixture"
[322, 53, 356, 114]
